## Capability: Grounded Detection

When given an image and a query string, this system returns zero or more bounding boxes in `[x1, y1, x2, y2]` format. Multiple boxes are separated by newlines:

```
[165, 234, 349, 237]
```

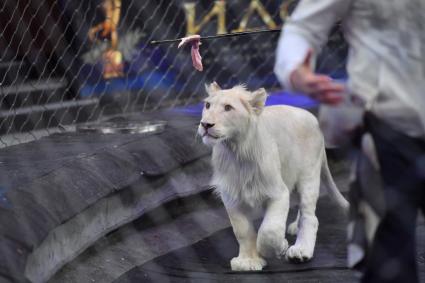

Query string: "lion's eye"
[224, 104, 233, 112]
[205, 102, 210, 109]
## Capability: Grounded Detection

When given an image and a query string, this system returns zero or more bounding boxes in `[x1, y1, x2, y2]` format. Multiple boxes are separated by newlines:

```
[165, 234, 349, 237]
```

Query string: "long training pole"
[149, 28, 281, 45]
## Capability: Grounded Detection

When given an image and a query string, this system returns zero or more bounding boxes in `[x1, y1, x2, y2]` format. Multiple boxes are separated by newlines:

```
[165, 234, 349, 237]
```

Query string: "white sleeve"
[274, 0, 352, 91]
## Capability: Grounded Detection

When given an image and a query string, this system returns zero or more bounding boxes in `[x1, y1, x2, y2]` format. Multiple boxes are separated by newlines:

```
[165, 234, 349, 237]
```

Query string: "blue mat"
[173, 91, 319, 116]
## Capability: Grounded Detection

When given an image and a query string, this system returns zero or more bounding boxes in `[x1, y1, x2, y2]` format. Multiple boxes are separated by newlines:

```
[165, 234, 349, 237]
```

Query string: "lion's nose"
[201, 122, 215, 129]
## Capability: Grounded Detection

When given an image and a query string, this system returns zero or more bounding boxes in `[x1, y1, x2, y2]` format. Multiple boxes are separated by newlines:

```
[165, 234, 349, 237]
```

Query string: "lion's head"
[198, 82, 268, 146]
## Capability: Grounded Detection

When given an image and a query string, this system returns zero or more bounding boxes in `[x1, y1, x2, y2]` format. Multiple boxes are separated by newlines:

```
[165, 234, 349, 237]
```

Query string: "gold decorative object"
[88, 0, 123, 79]
[102, 49, 123, 79]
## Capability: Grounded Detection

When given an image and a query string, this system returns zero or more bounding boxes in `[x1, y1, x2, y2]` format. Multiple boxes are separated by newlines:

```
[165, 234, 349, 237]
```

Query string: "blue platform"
[172, 90, 319, 116]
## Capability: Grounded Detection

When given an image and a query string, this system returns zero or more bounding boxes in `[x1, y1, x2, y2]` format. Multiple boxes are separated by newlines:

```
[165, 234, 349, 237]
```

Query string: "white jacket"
[275, 0, 425, 138]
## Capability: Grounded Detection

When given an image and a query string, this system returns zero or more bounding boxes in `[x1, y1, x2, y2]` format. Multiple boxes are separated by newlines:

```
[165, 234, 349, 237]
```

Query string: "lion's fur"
[198, 83, 348, 271]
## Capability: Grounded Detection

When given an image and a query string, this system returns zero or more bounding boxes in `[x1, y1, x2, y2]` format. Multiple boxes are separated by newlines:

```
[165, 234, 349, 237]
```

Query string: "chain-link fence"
[0, 0, 348, 147]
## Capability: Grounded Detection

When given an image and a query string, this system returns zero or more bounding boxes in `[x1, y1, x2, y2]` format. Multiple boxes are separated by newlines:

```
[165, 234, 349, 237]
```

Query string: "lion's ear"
[205, 81, 221, 95]
[249, 88, 268, 115]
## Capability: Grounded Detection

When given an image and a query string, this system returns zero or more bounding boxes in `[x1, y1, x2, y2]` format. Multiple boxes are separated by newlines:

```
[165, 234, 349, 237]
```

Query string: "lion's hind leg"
[286, 171, 320, 263]
[287, 210, 300, 236]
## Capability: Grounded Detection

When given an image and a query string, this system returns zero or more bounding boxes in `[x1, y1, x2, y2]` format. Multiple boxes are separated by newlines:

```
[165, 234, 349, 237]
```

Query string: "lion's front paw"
[285, 244, 313, 263]
[230, 256, 267, 271]
[257, 233, 288, 259]
[257, 237, 288, 258]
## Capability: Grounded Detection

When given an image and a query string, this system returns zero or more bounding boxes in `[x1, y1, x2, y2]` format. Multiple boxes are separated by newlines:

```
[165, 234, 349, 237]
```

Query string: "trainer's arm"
[274, 0, 352, 103]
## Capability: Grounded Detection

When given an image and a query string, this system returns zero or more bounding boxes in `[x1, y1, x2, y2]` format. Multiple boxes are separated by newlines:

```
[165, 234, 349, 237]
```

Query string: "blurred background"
[0, 0, 348, 147]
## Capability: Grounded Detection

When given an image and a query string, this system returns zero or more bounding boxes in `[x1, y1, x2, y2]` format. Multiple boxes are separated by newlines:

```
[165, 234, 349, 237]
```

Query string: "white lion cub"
[198, 82, 349, 271]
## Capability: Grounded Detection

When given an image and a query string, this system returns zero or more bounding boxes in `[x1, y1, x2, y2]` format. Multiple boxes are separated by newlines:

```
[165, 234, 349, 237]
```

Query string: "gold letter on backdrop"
[280, 0, 297, 21]
[233, 0, 277, 32]
[183, 1, 227, 35]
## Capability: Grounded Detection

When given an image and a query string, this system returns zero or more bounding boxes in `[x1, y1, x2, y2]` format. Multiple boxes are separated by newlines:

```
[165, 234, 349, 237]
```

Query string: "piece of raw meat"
[178, 35, 203, 72]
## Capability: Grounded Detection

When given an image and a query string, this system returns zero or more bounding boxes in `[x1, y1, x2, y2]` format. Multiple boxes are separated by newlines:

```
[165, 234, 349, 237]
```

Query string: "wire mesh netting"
[0, 0, 348, 147]
[7, 2, 425, 283]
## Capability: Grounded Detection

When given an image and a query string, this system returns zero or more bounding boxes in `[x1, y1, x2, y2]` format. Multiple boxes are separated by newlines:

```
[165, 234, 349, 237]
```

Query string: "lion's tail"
[321, 149, 349, 214]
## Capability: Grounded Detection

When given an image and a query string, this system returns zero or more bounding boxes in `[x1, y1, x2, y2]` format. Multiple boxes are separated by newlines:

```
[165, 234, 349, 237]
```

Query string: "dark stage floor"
[51, 180, 425, 283]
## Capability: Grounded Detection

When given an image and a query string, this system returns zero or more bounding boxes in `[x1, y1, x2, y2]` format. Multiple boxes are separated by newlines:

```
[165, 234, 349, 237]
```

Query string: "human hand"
[290, 50, 345, 105]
